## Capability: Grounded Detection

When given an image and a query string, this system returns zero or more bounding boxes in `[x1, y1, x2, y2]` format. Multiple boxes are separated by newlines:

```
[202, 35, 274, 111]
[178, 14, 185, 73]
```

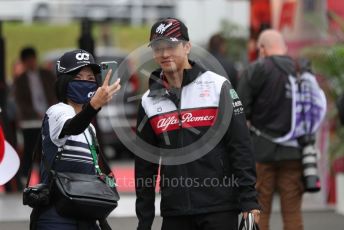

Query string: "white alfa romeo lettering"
[157, 116, 179, 131]
[157, 112, 215, 131]
[182, 113, 214, 123]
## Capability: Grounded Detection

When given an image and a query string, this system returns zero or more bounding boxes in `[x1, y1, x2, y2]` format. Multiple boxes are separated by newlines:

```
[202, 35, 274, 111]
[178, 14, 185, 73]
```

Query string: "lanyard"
[83, 127, 116, 188]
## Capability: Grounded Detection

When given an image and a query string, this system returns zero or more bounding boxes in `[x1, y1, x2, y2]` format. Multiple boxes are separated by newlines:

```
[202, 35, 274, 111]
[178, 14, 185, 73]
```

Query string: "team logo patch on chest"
[149, 108, 218, 134]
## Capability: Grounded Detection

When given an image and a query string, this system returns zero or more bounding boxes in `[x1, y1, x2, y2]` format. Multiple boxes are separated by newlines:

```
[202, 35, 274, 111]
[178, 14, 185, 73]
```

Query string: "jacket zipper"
[177, 88, 192, 211]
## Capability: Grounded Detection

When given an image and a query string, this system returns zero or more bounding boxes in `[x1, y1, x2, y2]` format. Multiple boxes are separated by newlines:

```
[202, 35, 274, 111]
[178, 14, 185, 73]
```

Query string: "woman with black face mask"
[32, 49, 121, 230]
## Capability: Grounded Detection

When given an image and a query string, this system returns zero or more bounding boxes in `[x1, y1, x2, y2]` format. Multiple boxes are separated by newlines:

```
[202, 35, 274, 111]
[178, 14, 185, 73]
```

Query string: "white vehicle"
[0, 0, 175, 24]
[0, 0, 68, 22]
[0, 0, 31, 22]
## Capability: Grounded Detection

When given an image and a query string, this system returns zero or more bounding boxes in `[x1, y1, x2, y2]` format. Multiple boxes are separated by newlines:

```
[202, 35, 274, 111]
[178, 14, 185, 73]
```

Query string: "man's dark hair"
[20, 47, 36, 62]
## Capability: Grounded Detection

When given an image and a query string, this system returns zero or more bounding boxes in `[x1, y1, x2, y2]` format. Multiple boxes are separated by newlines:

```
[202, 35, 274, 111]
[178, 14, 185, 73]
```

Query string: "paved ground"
[1, 161, 343, 229]
[0, 211, 343, 230]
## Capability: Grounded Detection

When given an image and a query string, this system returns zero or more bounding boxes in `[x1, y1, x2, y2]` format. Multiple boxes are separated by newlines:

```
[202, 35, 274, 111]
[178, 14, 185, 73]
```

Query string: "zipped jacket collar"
[148, 60, 206, 97]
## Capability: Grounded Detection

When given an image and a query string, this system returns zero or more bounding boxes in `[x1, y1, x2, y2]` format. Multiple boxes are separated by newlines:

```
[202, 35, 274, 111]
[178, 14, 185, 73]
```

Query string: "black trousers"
[162, 211, 239, 230]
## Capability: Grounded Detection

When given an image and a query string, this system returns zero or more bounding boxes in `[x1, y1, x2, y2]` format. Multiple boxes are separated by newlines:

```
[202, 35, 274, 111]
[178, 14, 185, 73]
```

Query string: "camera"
[23, 183, 50, 208]
[298, 135, 321, 193]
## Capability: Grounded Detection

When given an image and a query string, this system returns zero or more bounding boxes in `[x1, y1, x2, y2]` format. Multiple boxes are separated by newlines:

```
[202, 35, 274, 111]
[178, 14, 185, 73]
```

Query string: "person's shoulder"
[46, 102, 74, 116]
[142, 90, 150, 97]
[243, 58, 268, 80]
[147, 69, 162, 87]
[249, 58, 267, 70]
[89, 123, 97, 134]
[201, 70, 229, 85]
[269, 55, 295, 75]
[141, 90, 151, 104]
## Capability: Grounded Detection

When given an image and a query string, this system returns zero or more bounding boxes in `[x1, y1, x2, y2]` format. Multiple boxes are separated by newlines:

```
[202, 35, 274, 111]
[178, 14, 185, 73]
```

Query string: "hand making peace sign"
[90, 69, 121, 110]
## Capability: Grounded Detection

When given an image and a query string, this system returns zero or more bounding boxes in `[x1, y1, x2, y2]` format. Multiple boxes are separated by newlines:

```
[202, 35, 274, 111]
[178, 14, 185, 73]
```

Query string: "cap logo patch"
[56, 60, 66, 73]
[156, 23, 172, 34]
[75, 53, 90, 61]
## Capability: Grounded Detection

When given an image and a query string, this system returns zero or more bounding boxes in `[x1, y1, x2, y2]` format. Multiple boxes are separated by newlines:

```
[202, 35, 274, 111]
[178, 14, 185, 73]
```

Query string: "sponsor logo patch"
[150, 108, 218, 134]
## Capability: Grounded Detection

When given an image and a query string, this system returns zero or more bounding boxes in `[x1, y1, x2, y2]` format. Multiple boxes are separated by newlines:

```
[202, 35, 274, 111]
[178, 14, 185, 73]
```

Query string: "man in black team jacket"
[135, 18, 260, 230]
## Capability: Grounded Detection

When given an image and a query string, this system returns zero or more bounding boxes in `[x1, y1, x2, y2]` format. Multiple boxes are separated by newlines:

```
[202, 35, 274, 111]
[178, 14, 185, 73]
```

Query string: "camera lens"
[302, 144, 321, 192]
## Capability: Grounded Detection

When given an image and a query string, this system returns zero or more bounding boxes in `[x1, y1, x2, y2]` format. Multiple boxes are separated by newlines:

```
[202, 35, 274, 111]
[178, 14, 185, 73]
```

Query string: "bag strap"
[88, 127, 113, 174]
[83, 129, 103, 176]
[83, 127, 114, 230]
[249, 126, 275, 142]
[294, 59, 315, 139]
[295, 61, 307, 136]
[25, 135, 42, 188]
[83, 126, 116, 187]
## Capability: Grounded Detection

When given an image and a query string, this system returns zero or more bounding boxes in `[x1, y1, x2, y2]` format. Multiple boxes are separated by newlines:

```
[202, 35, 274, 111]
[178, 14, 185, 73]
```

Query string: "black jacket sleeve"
[221, 81, 260, 211]
[135, 102, 159, 230]
[59, 103, 100, 138]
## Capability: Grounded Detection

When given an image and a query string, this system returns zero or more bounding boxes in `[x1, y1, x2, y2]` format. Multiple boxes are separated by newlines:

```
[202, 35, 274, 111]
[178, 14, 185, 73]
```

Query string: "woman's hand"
[90, 69, 121, 110]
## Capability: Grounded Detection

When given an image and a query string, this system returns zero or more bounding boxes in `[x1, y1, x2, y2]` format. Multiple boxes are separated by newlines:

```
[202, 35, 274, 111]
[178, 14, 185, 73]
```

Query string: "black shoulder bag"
[52, 127, 120, 220]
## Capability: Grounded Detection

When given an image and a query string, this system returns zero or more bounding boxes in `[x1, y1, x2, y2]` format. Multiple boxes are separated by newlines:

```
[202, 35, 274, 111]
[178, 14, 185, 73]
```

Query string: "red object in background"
[249, 0, 271, 62]
[112, 166, 135, 193]
[327, 157, 344, 204]
[28, 169, 40, 187]
[279, 1, 297, 30]
[248, 38, 258, 63]
[112, 165, 160, 193]
[328, 0, 344, 30]
[327, 176, 336, 204]
[333, 156, 344, 174]
[250, 0, 271, 33]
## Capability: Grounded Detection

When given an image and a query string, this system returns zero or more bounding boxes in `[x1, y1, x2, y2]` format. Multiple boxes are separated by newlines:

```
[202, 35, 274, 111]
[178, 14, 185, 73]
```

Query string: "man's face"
[151, 41, 191, 74]
[23, 56, 38, 71]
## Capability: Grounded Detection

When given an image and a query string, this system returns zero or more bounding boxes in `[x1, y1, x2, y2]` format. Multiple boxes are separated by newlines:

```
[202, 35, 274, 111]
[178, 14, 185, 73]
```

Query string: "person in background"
[14, 47, 57, 181]
[208, 33, 238, 89]
[237, 29, 304, 230]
